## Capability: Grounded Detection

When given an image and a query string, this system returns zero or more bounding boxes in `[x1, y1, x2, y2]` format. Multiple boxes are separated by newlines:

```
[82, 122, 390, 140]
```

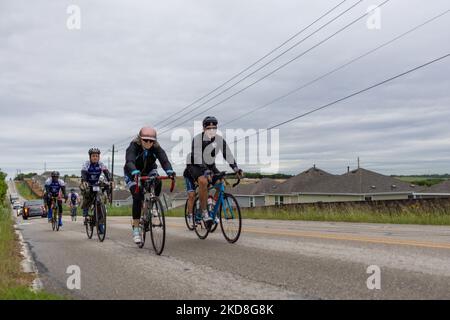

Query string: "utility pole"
[358, 157, 362, 194]
[107, 144, 118, 205]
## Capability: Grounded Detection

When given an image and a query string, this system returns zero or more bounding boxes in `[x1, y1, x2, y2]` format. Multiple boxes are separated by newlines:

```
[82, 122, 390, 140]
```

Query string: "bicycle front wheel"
[56, 212, 61, 231]
[86, 213, 94, 239]
[95, 202, 107, 242]
[192, 196, 209, 240]
[184, 199, 194, 231]
[219, 193, 242, 243]
[149, 197, 165, 255]
[51, 213, 57, 231]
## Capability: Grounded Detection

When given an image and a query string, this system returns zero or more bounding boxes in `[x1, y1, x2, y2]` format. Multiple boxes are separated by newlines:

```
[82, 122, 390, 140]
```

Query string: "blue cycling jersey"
[81, 161, 110, 185]
[45, 178, 66, 196]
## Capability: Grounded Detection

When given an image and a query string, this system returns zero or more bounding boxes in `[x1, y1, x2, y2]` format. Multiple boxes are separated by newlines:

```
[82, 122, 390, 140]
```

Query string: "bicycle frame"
[207, 180, 237, 221]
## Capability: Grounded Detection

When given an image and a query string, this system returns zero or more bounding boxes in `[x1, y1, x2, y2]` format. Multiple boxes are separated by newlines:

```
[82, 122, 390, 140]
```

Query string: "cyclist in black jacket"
[183, 116, 243, 227]
[124, 126, 176, 244]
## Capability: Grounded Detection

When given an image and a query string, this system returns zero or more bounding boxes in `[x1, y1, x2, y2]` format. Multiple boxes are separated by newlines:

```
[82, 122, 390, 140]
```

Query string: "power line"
[158, 0, 365, 133]
[153, 0, 349, 129]
[235, 53, 450, 143]
[158, 0, 390, 136]
[109, 0, 351, 148]
[222, 9, 450, 127]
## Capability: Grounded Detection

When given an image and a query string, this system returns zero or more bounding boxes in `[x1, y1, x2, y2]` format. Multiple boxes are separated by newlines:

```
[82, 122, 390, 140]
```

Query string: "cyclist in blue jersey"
[80, 148, 112, 233]
[68, 188, 80, 220]
[44, 171, 68, 226]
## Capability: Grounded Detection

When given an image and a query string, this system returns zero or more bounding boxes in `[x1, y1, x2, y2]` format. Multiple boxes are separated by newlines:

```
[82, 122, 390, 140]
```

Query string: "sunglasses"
[142, 139, 154, 143]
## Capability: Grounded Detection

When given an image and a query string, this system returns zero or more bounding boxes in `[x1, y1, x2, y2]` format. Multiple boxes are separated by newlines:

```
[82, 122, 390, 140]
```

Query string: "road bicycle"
[85, 182, 111, 242]
[49, 195, 62, 231]
[135, 174, 175, 255]
[70, 205, 78, 221]
[191, 172, 242, 243]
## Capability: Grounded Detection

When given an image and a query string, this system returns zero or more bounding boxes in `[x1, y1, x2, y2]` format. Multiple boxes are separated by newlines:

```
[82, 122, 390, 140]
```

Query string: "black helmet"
[51, 171, 60, 178]
[202, 116, 218, 128]
[88, 147, 101, 155]
[70, 188, 75, 192]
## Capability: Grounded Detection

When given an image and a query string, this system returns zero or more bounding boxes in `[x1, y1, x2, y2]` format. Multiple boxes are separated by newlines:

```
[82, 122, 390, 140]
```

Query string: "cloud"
[1, 0, 450, 178]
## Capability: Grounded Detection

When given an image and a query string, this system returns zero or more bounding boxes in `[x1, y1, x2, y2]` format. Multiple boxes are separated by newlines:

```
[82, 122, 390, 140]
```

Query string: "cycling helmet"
[51, 171, 60, 178]
[88, 147, 101, 155]
[139, 127, 157, 141]
[202, 116, 218, 128]
[70, 188, 75, 192]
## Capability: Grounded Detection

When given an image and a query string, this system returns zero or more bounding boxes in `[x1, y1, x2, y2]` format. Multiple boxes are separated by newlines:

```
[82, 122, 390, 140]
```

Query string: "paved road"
[9, 183, 450, 299]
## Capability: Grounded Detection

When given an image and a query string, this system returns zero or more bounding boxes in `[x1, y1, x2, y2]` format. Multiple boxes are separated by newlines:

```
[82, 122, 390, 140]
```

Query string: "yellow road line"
[240, 227, 450, 250]
[168, 223, 450, 250]
[111, 218, 450, 250]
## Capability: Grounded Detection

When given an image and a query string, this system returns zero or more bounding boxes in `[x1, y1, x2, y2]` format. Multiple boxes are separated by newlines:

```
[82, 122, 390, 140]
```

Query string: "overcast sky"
[1, 0, 449, 178]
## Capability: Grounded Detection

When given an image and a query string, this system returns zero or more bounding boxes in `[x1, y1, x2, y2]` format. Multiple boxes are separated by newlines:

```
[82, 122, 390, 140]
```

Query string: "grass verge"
[0, 203, 65, 299]
[105, 200, 450, 225]
[15, 181, 39, 200]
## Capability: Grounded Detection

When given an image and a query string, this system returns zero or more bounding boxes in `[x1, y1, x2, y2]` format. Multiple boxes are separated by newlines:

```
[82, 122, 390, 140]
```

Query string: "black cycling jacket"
[189, 132, 237, 172]
[124, 140, 173, 178]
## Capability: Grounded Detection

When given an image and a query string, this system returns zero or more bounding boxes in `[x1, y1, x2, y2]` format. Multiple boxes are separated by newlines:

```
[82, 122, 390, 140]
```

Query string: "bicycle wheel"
[85, 211, 94, 239]
[55, 204, 61, 231]
[149, 197, 165, 255]
[209, 212, 219, 233]
[138, 199, 151, 248]
[56, 211, 62, 231]
[184, 199, 194, 231]
[95, 202, 107, 242]
[219, 193, 242, 243]
[51, 212, 57, 231]
[193, 196, 209, 240]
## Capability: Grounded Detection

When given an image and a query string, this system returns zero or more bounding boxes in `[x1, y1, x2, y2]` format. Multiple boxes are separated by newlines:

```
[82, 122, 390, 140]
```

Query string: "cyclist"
[80, 148, 112, 234]
[124, 126, 176, 244]
[44, 171, 68, 227]
[68, 188, 80, 220]
[183, 116, 243, 228]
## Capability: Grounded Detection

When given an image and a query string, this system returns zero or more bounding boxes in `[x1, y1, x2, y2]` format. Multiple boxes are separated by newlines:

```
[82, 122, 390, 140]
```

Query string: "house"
[416, 180, 450, 199]
[264, 166, 427, 205]
[233, 178, 280, 207]
[112, 189, 133, 207]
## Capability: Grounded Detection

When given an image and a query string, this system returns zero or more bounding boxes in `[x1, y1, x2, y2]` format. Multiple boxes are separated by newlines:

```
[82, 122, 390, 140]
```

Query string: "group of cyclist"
[42, 115, 243, 244]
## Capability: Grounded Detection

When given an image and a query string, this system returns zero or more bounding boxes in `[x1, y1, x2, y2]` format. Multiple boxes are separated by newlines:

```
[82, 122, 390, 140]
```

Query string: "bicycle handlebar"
[209, 171, 241, 188]
[135, 175, 175, 193]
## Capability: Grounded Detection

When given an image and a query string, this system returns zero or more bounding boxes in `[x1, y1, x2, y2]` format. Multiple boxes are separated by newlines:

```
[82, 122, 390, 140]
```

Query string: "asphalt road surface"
[8, 182, 450, 299]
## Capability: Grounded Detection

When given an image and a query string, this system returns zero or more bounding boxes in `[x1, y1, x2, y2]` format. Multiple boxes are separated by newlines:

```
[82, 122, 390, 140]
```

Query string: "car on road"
[22, 199, 46, 220]
[12, 201, 22, 210]
[13, 203, 23, 216]
[10, 193, 19, 204]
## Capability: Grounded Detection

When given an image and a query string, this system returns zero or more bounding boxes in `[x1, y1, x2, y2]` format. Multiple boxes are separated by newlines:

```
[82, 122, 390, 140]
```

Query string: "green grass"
[241, 202, 450, 225]
[104, 200, 450, 225]
[0, 202, 66, 300]
[15, 181, 39, 200]
[395, 176, 446, 186]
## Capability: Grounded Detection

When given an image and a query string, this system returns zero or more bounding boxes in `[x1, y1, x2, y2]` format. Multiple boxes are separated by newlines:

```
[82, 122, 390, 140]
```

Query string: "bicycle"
[135, 174, 175, 255]
[184, 184, 219, 233]
[49, 195, 62, 232]
[85, 182, 111, 242]
[70, 205, 78, 222]
[191, 172, 242, 243]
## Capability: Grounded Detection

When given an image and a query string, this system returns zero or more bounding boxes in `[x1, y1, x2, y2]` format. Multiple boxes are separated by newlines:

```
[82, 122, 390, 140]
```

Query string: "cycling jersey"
[45, 178, 66, 197]
[189, 132, 237, 172]
[124, 139, 173, 179]
[81, 161, 111, 185]
[69, 192, 80, 206]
